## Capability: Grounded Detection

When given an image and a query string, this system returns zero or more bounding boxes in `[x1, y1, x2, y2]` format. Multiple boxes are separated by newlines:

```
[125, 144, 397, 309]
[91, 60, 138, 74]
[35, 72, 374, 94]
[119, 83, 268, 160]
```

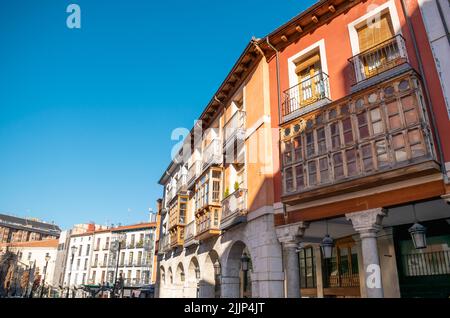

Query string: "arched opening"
[187, 257, 200, 298]
[223, 241, 253, 298]
[203, 250, 221, 298]
[175, 262, 185, 297]
[159, 266, 166, 298]
[168, 267, 173, 285]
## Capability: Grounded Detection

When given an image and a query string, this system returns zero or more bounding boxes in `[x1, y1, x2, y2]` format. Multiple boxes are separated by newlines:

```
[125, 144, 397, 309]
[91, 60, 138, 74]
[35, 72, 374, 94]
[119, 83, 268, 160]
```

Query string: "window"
[103, 254, 107, 266]
[375, 139, 389, 168]
[356, 12, 396, 77]
[308, 161, 317, 186]
[293, 136, 302, 161]
[295, 165, 304, 190]
[333, 152, 344, 179]
[401, 95, 419, 126]
[129, 252, 134, 265]
[361, 143, 374, 172]
[137, 251, 142, 266]
[370, 107, 384, 135]
[78, 245, 82, 256]
[27, 252, 32, 260]
[92, 271, 96, 282]
[319, 157, 329, 184]
[317, 127, 327, 154]
[84, 259, 88, 270]
[179, 197, 187, 224]
[285, 167, 294, 192]
[294, 52, 323, 107]
[393, 133, 407, 162]
[86, 244, 90, 256]
[283, 140, 293, 164]
[96, 238, 101, 250]
[387, 101, 402, 130]
[299, 247, 316, 289]
[346, 149, 358, 176]
[330, 122, 341, 150]
[323, 238, 359, 288]
[408, 129, 426, 158]
[306, 131, 315, 157]
[342, 118, 354, 145]
[76, 259, 80, 270]
[357, 112, 370, 139]
[120, 252, 125, 266]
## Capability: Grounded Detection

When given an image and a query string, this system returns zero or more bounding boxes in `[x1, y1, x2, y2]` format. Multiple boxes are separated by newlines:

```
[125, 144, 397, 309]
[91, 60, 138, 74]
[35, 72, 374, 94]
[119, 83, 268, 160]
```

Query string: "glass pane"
[308, 161, 317, 186]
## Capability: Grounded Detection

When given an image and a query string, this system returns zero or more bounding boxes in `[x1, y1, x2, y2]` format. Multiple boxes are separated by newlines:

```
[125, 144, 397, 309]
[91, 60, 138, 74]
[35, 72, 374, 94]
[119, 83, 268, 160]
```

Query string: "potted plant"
[224, 187, 230, 198]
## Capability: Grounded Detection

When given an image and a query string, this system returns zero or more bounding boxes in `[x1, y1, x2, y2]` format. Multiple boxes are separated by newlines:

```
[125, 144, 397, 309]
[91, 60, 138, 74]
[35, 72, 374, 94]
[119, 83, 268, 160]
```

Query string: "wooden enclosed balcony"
[187, 160, 201, 188]
[280, 70, 438, 204]
[195, 208, 221, 241]
[169, 226, 184, 248]
[220, 188, 248, 231]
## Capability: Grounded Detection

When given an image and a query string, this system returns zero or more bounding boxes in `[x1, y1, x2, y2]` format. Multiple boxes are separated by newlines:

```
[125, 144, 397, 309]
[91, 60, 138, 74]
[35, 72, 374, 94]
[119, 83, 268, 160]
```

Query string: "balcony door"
[294, 52, 322, 107]
[356, 12, 396, 78]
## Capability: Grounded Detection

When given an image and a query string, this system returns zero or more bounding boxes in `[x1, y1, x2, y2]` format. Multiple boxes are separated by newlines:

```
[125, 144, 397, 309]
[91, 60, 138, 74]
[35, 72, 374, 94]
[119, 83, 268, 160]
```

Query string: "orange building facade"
[155, 0, 450, 298]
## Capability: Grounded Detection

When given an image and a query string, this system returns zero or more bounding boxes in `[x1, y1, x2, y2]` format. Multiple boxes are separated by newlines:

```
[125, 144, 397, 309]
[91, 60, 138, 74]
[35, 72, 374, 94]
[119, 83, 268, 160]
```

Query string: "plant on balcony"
[136, 240, 144, 248]
[224, 187, 230, 198]
[234, 181, 240, 192]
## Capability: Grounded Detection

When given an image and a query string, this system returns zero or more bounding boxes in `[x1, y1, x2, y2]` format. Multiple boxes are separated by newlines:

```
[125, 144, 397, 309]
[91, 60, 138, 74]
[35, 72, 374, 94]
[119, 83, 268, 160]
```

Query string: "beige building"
[156, 43, 285, 298]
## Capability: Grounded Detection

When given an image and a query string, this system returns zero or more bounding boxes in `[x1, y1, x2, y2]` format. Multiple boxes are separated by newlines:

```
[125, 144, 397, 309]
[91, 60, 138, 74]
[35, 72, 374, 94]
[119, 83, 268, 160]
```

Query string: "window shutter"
[357, 12, 394, 52]
[295, 53, 321, 74]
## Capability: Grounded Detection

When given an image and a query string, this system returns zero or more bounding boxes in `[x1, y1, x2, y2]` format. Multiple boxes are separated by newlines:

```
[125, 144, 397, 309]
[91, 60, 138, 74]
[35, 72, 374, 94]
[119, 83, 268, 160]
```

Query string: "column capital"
[346, 208, 386, 235]
[275, 221, 309, 246]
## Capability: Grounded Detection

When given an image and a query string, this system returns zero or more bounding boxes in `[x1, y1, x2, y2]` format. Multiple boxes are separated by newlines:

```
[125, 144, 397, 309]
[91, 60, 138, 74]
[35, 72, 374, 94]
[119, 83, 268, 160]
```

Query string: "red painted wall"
[268, 0, 450, 203]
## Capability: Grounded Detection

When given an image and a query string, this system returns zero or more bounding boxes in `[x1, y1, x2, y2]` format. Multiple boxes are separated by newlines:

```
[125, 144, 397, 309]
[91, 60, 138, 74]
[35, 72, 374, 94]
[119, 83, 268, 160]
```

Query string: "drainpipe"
[265, 37, 290, 219]
[400, 0, 448, 183]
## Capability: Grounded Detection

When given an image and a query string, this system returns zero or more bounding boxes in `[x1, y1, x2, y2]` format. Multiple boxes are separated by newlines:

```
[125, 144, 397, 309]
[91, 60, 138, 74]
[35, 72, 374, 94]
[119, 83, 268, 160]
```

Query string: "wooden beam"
[311, 15, 319, 23]
[328, 5, 336, 13]
[281, 35, 288, 42]
[274, 179, 445, 226]
[295, 25, 303, 33]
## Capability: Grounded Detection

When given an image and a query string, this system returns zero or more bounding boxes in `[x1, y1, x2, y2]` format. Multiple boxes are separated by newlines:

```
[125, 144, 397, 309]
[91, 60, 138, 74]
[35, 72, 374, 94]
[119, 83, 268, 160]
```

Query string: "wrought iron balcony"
[220, 189, 248, 231]
[183, 220, 198, 247]
[280, 71, 437, 203]
[202, 139, 222, 170]
[223, 110, 246, 151]
[282, 71, 331, 122]
[349, 35, 408, 87]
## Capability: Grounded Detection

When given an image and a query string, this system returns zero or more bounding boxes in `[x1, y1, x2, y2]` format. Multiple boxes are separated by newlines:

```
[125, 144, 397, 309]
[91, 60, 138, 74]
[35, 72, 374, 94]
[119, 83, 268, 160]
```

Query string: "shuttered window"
[357, 12, 394, 52]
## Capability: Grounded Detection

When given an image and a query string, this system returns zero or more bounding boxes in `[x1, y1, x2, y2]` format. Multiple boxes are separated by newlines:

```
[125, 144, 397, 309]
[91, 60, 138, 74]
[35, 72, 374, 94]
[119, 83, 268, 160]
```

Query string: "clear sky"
[0, 0, 316, 230]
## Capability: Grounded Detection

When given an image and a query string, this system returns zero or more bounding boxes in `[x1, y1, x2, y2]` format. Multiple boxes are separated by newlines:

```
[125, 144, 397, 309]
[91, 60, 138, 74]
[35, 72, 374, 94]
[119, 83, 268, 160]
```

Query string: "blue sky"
[0, 0, 316, 229]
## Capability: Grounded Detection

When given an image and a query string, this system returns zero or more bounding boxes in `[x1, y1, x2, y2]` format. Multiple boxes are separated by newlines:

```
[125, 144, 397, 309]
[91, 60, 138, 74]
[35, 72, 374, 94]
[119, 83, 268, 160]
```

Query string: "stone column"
[220, 276, 240, 298]
[313, 245, 324, 298]
[346, 208, 386, 298]
[276, 222, 309, 298]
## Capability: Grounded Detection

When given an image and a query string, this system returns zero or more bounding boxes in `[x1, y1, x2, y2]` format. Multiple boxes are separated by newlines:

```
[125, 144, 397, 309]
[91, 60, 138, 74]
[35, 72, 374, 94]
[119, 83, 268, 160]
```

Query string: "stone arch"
[168, 266, 173, 286]
[186, 256, 200, 298]
[221, 240, 253, 298]
[200, 249, 221, 298]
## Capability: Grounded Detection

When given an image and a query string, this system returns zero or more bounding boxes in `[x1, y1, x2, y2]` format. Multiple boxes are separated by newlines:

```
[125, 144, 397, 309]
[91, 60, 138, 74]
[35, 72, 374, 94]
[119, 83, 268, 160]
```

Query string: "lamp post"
[409, 204, 427, 249]
[321, 220, 334, 259]
[195, 266, 200, 298]
[26, 260, 34, 298]
[66, 245, 77, 298]
[112, 233, 126, 298]
[214, 261, 221, 298]
[241, 253, 250, 297]
[40, 254, 51, 298]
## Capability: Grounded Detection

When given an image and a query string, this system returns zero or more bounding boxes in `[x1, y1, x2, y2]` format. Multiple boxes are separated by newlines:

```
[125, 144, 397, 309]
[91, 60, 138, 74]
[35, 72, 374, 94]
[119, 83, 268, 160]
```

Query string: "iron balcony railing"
[282, 71, 330, 118]
[223, 110, 246, 148]
[202, 139, 222, 169]
[402, 250, 450, 276]
[187, 160, 201, 187]
[221, 189, 248, 221]
[349, 34, 408, 84]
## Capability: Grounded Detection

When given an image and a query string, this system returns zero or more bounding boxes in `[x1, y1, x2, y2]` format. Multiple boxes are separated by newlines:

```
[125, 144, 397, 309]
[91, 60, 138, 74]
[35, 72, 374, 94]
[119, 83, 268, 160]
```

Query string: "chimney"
[87, 223, 95, 232]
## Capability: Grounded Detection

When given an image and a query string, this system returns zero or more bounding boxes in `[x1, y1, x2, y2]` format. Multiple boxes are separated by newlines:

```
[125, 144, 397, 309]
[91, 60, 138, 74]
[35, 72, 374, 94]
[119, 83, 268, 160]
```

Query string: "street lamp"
[66, 246, 77, 298]
[112, 233, 126, 298]
[26, 260, 34, 298]
[241, 253, 250, 297]
[194, 266, 200, 298]
[409, 204, 427, 249]
[40, 254, 51, 298]
[321, 219, 334, 259]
